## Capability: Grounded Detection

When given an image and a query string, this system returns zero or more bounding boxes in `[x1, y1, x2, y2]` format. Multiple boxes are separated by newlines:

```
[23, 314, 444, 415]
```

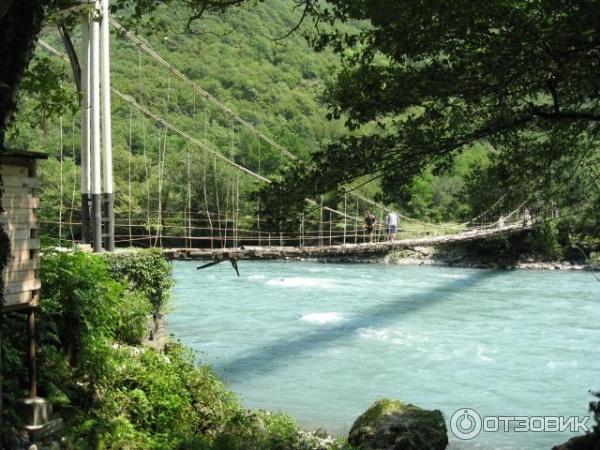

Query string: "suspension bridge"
[32, 3, 540, 260]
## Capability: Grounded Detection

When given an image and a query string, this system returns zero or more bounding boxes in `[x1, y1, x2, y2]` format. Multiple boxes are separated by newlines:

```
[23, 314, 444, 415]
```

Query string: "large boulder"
[348, 399, 448, 450]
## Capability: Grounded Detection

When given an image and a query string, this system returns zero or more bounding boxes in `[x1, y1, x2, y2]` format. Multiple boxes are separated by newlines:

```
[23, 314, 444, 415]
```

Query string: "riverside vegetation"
[0, 249, 354, 449]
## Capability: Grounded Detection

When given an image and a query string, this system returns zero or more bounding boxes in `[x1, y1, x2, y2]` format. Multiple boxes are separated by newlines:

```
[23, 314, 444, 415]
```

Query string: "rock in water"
[348, 399, 448, 450]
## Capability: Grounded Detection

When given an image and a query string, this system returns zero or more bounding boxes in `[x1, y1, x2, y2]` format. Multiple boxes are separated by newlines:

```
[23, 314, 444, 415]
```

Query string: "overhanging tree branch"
[531, 110, 600, 122]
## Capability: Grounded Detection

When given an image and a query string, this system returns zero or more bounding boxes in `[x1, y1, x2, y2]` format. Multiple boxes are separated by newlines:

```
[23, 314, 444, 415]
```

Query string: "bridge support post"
[100, 0, 114, 251]
[90, 0, 103, 252]
[81, 0, 114, 252]
[80, 14, 91, 244]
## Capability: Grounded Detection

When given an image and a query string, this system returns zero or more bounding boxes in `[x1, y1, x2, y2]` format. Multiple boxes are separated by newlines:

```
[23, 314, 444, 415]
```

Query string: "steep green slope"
[6, 0, 598, 257]
[6, 0, 349, 243]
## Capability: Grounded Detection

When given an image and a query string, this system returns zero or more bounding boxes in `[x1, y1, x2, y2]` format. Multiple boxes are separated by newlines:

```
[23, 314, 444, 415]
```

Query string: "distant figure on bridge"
[523, 208, 532, 226]
[549, 200, 560, 219]
[385, 211, 400, 241]
[363, 211, 377, 243]
[498, 214, 505, 228]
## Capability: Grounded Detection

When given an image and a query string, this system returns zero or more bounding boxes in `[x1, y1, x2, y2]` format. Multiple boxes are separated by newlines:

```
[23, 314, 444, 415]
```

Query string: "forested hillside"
[6, 0, 353, 244]
[5, 0, 599, 259]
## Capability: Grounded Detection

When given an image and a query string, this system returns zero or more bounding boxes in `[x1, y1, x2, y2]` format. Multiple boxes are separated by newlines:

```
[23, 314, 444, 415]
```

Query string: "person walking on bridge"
[364, 210, 377, 243]
[385, 211, 399, 241]
[523, 208, 532, 226]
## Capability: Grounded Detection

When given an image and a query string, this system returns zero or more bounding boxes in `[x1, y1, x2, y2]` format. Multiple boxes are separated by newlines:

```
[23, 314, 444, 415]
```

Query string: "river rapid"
[168, 260, 600, 450]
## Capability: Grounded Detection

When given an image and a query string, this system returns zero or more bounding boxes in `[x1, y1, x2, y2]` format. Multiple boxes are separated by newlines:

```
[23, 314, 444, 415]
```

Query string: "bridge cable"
[39, 38, 523, 245]
[38, 39, 398, 236]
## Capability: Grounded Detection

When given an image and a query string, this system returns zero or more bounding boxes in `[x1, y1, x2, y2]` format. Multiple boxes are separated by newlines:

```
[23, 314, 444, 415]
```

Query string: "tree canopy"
[260, 0, 600, 222]
[1, 0, 598, 240]
[0, 0, 303, 147]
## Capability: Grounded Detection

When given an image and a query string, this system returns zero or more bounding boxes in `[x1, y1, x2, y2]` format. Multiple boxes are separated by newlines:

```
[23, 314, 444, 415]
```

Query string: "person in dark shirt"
[364, 210, 377, 243]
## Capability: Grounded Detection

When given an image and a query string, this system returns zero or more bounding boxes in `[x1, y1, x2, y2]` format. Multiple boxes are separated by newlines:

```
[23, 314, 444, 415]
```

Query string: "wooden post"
[355, 197, 359, 244]
[343, 194, 347, 245]
[28, 308, 37, 398]
[257, 197, 261, 246]
[300, 214, 304, 248]
[329, 211, 332, 246]
[319, 204, 323, 247]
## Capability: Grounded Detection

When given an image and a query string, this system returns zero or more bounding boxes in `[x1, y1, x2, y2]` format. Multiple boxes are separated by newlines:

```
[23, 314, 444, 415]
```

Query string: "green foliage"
[209, 410, 300, 450]
[69, 343, 245, 450]
[1, 251, 153, 445]
[3, 250, 347, 449]
[11, 55, 78, 139]
[105, 249, 173, 312]
[530, 222, 563, 260]
[10, 0, 596, 246]
[446, 231, 518, 264]
[590, 252, 600, 269]
[260, 1, 600, 235]
[8, 0, 353, 245]
[446, 222, 573, 263]
[40, 252, 136, 377]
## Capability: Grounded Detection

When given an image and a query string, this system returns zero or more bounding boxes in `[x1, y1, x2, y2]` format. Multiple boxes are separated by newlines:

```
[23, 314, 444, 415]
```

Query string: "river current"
[168, 260, 600, 450]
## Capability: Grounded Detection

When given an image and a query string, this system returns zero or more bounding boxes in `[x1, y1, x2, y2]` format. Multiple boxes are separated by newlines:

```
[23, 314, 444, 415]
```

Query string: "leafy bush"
[40, 252, 145, 380]
[530, 222, 563, 260]
[3, 250, 337, 450]
[1, 251, 153, 445]
[105, 249, 173, 312]
[590, 252, 600, 268]
[210, 410, 300, 450]
[70, 344, 245, 449]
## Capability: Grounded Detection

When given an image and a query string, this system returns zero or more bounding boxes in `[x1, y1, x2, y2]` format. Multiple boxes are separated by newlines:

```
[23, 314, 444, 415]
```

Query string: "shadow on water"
[216, 268, 502, 380]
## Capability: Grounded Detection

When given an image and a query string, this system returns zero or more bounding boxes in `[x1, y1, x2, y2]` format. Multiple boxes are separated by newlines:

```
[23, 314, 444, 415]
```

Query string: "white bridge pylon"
[80, 0, 114, 252]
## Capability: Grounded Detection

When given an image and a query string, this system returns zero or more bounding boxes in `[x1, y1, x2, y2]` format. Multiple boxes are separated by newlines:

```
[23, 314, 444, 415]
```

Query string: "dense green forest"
[8, 0, 363, 246]
[5, 0, 600, 258]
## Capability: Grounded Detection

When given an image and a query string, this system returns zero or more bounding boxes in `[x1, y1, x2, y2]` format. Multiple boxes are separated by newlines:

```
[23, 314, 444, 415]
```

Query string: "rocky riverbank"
[384, 246, 597, 271]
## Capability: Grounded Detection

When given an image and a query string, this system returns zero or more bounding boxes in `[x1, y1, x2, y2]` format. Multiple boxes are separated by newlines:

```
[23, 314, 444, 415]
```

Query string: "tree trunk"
[0, 0, 45, 149]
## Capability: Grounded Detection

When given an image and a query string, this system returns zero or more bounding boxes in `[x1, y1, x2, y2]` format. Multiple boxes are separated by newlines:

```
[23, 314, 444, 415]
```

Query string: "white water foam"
[356, 327, 429, 346]
[300, 312, 345, 325]
[545, 360, 578, 369]
[477, 345, 496, 362]
[247, 274, 267, 281]
[440, 273, 470, 279]
[266, 277, 338, 289]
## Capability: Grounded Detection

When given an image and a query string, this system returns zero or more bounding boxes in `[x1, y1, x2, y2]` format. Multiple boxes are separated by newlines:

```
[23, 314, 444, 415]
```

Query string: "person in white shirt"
[523, 208, 531, 226]
[385, 211, 399, 241]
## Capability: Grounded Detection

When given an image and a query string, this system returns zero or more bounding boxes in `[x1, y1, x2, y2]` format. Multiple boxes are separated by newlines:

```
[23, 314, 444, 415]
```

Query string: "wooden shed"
[1, 151, 45, 312]
[1, 151, 46, 406]
[0, 152, 64, 439]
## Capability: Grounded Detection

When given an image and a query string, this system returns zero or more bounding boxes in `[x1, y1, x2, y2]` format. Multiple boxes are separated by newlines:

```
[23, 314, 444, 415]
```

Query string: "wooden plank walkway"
[163, 222, 530, 261]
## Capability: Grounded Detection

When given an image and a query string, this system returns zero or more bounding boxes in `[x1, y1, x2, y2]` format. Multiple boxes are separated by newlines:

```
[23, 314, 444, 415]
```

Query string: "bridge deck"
[163, 223, 529, 260]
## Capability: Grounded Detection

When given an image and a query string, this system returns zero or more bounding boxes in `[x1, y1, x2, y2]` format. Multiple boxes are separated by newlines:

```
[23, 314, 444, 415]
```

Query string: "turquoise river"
[168, 260, 600, 450]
